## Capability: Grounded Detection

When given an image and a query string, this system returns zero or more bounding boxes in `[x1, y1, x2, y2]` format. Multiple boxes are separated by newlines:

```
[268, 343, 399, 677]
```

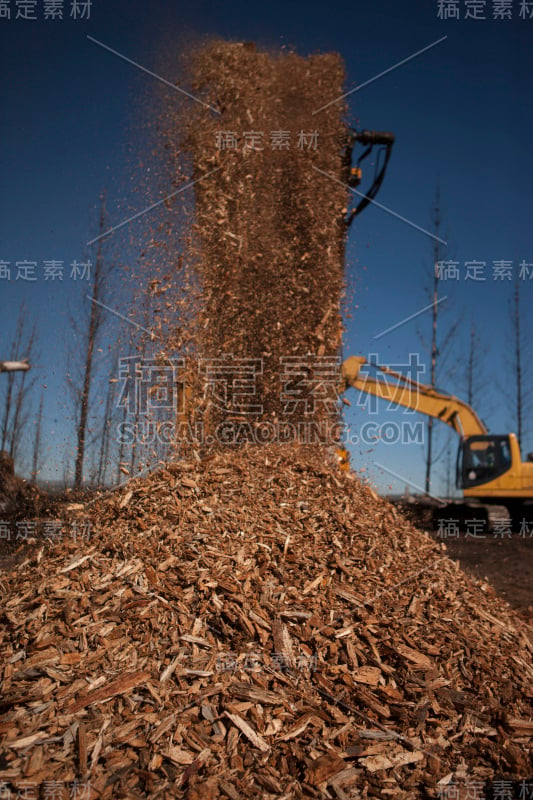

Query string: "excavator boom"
[341, 356, 487, 437]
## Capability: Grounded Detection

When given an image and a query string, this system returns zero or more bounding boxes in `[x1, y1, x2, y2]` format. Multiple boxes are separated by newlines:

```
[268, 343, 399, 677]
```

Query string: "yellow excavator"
[340, 356, 533, 528]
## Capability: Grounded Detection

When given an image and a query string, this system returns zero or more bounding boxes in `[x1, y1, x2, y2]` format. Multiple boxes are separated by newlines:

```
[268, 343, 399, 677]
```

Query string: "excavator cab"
[457, 435, 513, 489]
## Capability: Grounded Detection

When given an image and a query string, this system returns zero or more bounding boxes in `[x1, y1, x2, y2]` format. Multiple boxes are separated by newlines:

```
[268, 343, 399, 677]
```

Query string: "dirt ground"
[396, 502, 533, 621]
[429, 532, 533, 621]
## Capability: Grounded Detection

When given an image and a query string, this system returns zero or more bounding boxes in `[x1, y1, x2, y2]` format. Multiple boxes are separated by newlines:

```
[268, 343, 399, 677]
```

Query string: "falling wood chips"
[170, 40, 350, 436]
[1, 443, 532, 798]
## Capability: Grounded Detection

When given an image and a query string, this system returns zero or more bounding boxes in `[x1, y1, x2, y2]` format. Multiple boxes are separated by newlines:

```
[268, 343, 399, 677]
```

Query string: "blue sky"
[1, 0, 532, 494]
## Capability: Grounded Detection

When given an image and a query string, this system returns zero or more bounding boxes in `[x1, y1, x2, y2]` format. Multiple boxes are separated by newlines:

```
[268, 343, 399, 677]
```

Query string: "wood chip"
[223, 711, 270, 752]
[68, 670, 150, 712]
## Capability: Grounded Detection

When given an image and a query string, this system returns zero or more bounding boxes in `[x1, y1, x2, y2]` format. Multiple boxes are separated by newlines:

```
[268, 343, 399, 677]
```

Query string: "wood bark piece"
[360, 747, 424, 772]
[68, 670, 150, 712]
[223, 711, 270, 752]
[306, 751, 346, 785]
[77, 721, 87, 778]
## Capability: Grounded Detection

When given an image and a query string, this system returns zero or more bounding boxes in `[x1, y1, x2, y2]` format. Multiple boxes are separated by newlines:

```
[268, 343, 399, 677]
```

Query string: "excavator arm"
[341, 356, 487, 437]
[340, 356, 533, 510]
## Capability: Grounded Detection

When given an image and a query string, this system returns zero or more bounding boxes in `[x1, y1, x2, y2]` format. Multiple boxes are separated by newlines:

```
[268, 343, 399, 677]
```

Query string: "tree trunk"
[31, 392, 44, 482]
[512, 276, 523, 449]
[74, 199, 105, 488]
[425, 187, 441, 494]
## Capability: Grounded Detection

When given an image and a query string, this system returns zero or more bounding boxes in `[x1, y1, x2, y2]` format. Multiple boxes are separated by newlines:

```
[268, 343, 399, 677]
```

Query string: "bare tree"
[9, 326, 37, 465]
[444, 438, 453, 500]
[96, 342, 128, 488]
[508, 275, 532, 451]
[116, 382, 129, 486]
[425, 190, 440, 494]
[128, 300, 153, 478]
[0, 305, 38, 468]
[512, 277, 523, 448]
[71, 195, 113, 488]
[435, 321, 491, 499]
[114, 322, 146, 485]
[466, 322, 479, 406]
[1, 307, 26, 450]
[416, 185, 461, 494]
[96, 371, 116, 487]
[74, 235, 102, 484]
[31, 391, 44, 483]
[462, 320, 492, 416]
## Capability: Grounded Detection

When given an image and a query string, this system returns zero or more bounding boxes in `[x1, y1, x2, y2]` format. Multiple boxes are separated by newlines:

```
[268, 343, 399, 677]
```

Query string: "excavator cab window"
[458, 435, 512, 489]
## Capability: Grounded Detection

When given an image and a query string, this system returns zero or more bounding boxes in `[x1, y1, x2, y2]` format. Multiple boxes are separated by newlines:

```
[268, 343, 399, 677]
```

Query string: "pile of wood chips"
[1, 443, 532, 798]
[0, 451, 44, 521]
